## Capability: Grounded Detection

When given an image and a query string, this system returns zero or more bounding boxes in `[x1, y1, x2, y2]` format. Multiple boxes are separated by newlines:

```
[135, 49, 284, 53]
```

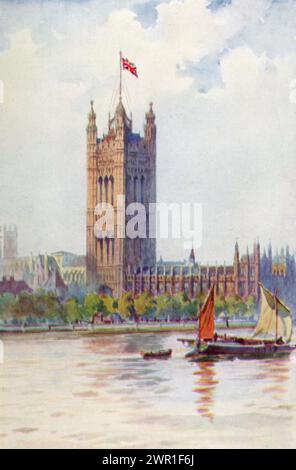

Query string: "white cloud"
[0, 0, 296, 263]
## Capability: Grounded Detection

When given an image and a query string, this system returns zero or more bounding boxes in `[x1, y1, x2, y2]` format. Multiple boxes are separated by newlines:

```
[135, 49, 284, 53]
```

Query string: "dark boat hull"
[187, 341, 296, 360]
[141, 349, 172, 359]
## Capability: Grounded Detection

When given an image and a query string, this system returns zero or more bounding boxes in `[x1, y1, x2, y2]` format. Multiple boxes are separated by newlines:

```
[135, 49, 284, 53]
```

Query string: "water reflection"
[193, 361, 218, 421]
[1, 332, 296, 448]
[257, 357, 290, 401]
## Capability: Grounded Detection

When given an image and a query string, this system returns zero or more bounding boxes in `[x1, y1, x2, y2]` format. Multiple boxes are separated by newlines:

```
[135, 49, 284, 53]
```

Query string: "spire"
[113, 96, 132, 136]
[145, 102, 156, 145]
[115, 96, 126, 117]
[89, 100, 95, 119]
[146, 102, 155, 121]
[268, 241, 272, 260]
[189, 247, 196, 266]
[87, 100, 97, 134]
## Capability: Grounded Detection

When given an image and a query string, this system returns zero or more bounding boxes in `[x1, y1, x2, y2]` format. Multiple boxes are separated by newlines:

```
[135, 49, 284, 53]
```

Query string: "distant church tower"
[0, 225, 18, 260]
[86, 96, 156, 297]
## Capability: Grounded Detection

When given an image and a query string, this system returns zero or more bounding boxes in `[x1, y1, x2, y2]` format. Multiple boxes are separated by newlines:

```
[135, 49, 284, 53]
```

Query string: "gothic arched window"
[99, 239, 103, 263]
[112, 239, 115, 263]
[134, 176, 138, 202]
[109, 176, 114, 206]
[98, 176, 103, 203]
[106, 238, 110, 264]
[126, 175, 131, 205]
[140, 175, 145, 204]
[104, 176, 108, 203]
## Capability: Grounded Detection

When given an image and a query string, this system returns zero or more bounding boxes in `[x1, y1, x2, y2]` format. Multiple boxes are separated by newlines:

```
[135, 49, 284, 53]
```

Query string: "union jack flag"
[122, 57, 138, 78]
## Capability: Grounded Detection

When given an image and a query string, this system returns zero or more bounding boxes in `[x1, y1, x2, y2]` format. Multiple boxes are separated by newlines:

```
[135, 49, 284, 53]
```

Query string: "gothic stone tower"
[0, 225, 18, 260]
[86, 98, 156, 297]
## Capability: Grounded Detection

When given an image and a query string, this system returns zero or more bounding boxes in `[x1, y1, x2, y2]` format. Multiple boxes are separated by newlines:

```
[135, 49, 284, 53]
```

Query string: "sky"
[0, 0, 296, 264]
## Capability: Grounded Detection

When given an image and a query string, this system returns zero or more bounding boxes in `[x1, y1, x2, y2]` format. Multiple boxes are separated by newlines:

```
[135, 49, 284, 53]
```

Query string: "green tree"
[12, 291, 35, 324]
[0, 293, 17, 321]
[184, 298, 198, 319]
[118, 293, 134, 320]
[103, 295, 118, 315]
[225, 295, 245, 318]
[173, 293, 191, 320]
[246, 295, 256, 317]
[83, 293, 105, 321]
[156, 294, 183, 321]
[156, 294, 171, 320]
[34, 290, 62, 320]
[134, 292, 156, 318]
[63, 298, 81, 323]
[215, 295, 227, 318]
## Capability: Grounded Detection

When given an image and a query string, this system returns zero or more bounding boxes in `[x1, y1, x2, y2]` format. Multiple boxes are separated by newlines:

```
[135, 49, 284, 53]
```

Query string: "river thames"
[1, 330, 296, 448]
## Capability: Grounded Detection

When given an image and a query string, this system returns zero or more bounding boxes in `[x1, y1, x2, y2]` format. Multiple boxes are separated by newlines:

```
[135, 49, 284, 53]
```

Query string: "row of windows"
[97, 176, 114, 205]
[126, 175, 145, 204]
[97, 175, 146, 204]
[96, 238, 152, 265]
[97, 239, 115, 264]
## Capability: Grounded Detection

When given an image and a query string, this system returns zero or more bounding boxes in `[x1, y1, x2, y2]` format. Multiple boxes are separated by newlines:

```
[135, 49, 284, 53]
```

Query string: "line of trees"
[0, 289, 257, 325]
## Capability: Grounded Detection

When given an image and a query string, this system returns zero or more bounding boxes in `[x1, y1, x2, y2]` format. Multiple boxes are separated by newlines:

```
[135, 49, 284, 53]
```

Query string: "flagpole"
[119, 51, 122, 101]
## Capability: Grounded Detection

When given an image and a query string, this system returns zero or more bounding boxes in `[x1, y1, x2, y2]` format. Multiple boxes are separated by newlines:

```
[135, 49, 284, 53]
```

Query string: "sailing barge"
[186, 283, 296, 360]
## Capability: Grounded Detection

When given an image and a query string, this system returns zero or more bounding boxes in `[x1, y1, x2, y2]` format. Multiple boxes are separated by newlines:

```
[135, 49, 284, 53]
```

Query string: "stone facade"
[86, 96, 262, 300]
[261, 243, 296, 309]
[0, 225, 17, 260]
[86, 98, 156, 297]
[126, 241, 261, 300]
[0, 254, 67, 295]
[51, 251, 86, 286]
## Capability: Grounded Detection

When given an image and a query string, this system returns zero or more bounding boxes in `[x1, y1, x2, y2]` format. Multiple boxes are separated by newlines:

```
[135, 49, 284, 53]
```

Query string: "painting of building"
[0, 276, 32, 296]
[126, 241, 261, 300]
[86, 98, 156, 297]
[0, 254, 66, 295]
[0, 225, 17, 260]
[86, 97, 261, 300]
[51, 251, 86, 286]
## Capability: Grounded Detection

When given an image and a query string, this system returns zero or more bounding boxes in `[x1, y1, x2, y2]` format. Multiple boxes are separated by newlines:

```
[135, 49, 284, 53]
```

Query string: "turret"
[286, 245, 291, 274]
[188, 247, 196, 266]
[86, 100, 98, 286]
[86, 100, 97, 148]
[115, 97, 131, 139]
[145, 102, 156, 149]
[268, 241, 272, 270]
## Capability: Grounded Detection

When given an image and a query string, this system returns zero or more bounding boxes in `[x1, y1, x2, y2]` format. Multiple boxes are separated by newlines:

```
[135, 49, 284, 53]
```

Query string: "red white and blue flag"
[122, 57, 138, 78]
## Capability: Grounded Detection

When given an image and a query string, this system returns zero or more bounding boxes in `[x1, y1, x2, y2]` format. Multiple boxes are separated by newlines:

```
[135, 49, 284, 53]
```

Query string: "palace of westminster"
[1, 93, 294, 303]
[85, 93, 263, 300]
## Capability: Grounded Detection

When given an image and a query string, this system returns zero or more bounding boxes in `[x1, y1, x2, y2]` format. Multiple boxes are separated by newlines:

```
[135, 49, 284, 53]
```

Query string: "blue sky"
[0, 0, 296, 263]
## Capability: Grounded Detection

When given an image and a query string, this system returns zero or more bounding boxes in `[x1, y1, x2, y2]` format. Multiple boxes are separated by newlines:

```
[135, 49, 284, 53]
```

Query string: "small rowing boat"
[140, 349, 172, 359]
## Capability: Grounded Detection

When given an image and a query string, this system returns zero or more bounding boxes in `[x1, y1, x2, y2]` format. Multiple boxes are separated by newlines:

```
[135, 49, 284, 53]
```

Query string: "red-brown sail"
[199, 285, 215, 341]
